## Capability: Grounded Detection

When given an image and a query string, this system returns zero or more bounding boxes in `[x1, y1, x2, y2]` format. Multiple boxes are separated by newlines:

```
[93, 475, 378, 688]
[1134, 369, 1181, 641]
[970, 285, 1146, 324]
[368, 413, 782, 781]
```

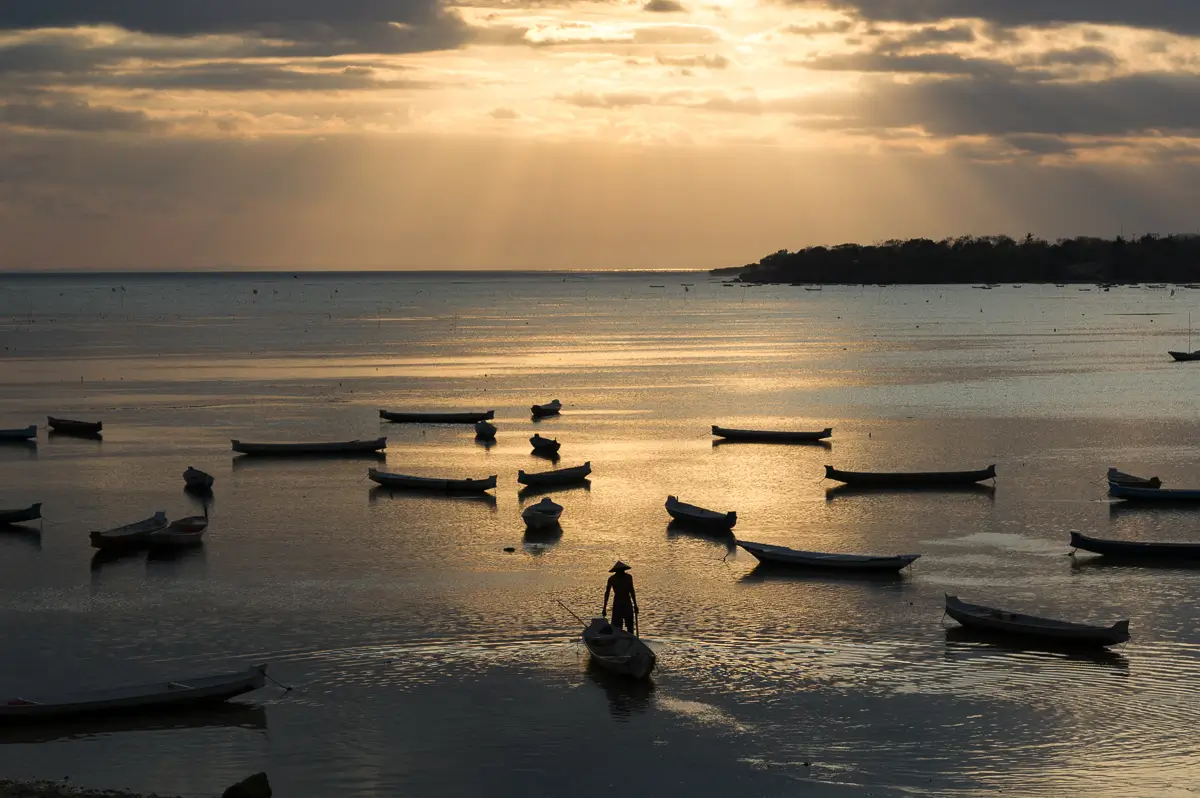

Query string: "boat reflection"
[523, 525, 563, 552]
[530, 450, 561, 465]
[712, 438, 831, 449]
[0, 524, 41, 550]
[1108, 500, 1200, 514]
[738, 562, 907, 583]
[518, 480, 591, 501]
[146, 545, 208, 576]
[943, 627, 1129, 671]
[368, 485, 497, 508]
[184, 486, 215, 513]
[474, 437, 497, 450]
[825, 483, 996, 500]
[90, 547, 145, 572]
[0, 441, 36, 461]
[233, 451, 386, 470]
[1069, 553, 1200, 571]
[0, 703, 267, 744]
[48, 430, 102, 443]
[665, 521, 735, 551]
[585, 660, 655, 721]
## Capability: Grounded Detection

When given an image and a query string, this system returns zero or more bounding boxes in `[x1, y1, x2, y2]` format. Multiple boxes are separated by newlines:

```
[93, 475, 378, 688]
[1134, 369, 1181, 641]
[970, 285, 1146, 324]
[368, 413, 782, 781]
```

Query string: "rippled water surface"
[2, 273, 1200, 796]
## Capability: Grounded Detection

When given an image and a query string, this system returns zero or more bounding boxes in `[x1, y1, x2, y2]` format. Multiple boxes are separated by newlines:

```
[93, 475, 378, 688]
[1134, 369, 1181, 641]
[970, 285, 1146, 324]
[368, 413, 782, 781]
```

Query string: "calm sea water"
[1, 273, 1200, 796]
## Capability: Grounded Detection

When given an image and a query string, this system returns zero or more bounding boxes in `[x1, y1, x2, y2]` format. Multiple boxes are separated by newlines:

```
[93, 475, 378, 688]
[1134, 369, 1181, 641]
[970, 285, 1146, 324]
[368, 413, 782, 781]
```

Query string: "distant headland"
[724, 234, 1200, 284]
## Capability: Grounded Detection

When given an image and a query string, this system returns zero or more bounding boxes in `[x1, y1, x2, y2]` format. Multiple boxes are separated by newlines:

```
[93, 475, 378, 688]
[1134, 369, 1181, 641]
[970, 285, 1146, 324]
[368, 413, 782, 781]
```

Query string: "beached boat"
[1070, 531, 1200, 560]
[368, 468, 497, 492]
[231, 438, 386, 456]
[664, 496, 736, 530]
[0, 503, 41, 526]
[737, 541, 919, 572]
[379, 410, 494, 424]
[582, 618, 656, 680]
[944, 595, 1129, 647]
[824, 464, 996, 487]
[1109, 483, 1200, 502]
[148, 516, 209, 548]
[0, 425, 36, 442]
[1107, 468, 1161, 489]
[0, 664, 268, 720]
[531, 399, 562, 417]
[522, 497, 564, 530]
[183, 467, 215, 492]
[89, 512, 168, 549]
[474, 420, 497, 440]
[517, 462, 591, 487]
[1169, 351, 1200, 362]
[530, 434, 561, 454]
[47, 417, 102, 436]
[711, 425, 832, 443]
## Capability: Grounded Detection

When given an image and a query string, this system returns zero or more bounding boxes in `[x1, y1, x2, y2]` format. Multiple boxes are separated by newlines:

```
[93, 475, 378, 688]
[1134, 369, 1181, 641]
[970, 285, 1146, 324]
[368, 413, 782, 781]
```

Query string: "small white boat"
[183, 467, 215, 491]
[89, 512, 168, 550]
[0, 665, 268, 720]
[944, 595, 1129, 647]
[1106, 467, 1161, 489]
[531, 399, 562, 417]
[522, 497, 563, 529]
[737, 541, 919, 572]
[474, 420, 497, 440]
[530, 434, 561, 454]
[582, 618, 656, 680]
[0, 425, 36, 442]
[664, 495, 736, 530]
[148, 516, 209, 547]
[517, 462, 591, 487]
[368, 468, 497, 492]
[232, 438, 386, 455]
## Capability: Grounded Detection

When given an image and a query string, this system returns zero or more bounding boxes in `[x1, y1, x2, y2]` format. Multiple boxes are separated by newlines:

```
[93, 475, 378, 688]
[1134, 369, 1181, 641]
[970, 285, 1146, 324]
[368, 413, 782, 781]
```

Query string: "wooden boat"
[1169, 351, 1200, 362]
[474, 420, 497, 440]
[379, 410, 494, 424]
[517, 462, 591, 487]
[47, 417, 102, 436]
[824, 464, 996, 487]
[522, 497, 563, 529]
[531, 399, 562, 417]
[1108, 483, 1200, 502]
[944, 595, 1129, 647]
[582, 618, 656, 680]
[1070, 531, 1200, 560]
[0, 665, 268, 720]
[0, 503, 41, 525]
[183, 467, 215, 492]
[0, 425, 36, 442]
[89, 511, 168, 550]
[231, 437, 386, 455]
[368, 468, 496, 492]
[664, 496, 736, 530]
[148, 516, 209, 548]
[529, 434, 561, 454]
[1107, 468, 1161, 489]
[711, 425, 832, 443]
[737, 541, 919, 572]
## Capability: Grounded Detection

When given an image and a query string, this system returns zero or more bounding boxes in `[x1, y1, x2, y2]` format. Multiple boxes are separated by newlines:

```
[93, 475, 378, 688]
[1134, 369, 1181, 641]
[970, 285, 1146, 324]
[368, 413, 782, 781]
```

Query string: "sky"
[3, 1, 1200, 270]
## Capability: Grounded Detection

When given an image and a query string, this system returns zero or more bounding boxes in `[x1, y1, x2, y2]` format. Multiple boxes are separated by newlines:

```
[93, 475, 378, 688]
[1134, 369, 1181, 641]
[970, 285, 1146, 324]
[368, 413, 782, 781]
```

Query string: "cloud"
[95, 63, 427, 92]
[0, 98, 159, 132]
[489, 106, 519, 118]
[644, 0, 688, 11]
[560, 90, 656, 108]
[656, 53, 729, 69]
[781, 19, 855, 36]
[798, 52, 1017, 78]
[883, 23, 976, 48]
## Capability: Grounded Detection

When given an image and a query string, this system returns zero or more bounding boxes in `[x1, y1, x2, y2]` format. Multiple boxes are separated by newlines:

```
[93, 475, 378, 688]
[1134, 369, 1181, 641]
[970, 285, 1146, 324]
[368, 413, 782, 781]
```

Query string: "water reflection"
[90, 547, 145, 573]
[711, 438, 831, 449]
[474, 437, 497, 450]
[943, 627, 1129, 671]
[146, 545, 208, 579]
[0, 704, 267, 744]
[0, 442, 36, 462]
[665, 521, 735, 552]
[0, 524, 41, 550]
[738, 562, 907, 583]
[530, 450, 561, 465]
[232, 452, 386, 469]
[518, 480, 591, 501]
[825, 483, 997, 500]
[183, 487, 215, 514]
[523, 526, 563, 553]
[47, 430, 102, 443]
[585, 660, 654, 721]
[1069, 553, 1200, 571]
[368, 486, 498, 508]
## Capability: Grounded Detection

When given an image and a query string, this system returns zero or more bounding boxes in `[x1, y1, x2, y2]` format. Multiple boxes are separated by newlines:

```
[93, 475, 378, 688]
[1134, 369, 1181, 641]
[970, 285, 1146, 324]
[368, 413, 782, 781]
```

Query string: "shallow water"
[1, 274, 1200, 795]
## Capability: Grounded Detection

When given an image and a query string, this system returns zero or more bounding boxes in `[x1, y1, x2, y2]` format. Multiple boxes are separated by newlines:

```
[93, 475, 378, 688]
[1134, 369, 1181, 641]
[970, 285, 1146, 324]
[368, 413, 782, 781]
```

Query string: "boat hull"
[183, 468, 215, 491]
[148, 517, 209, 548]
[1169, 351, 1200, 361]
[664, 496, 736, 530]
[474, 421, 497, 439]
[529, 436, 561, 454]
[517, 462, 591, 487]
[379, 410, 494, 424]
[368, 468, 497, 492]
[944, 595, 1129, 647]
[89, 513, 169, 550]
[530, 401, 561, 417]
[825, 464, 996, 487]
[0, 503, 41, 525]
[712, 425, 832, 443]
[231, 438, 386, 456]
[582, 620, 656, 680]
[738, 541, 919, 571]
[1071, 531, 1200, 559]
[0, 426, 37, 442]
[1109, 483, 1200, 502]
[47, 417, 102, 436]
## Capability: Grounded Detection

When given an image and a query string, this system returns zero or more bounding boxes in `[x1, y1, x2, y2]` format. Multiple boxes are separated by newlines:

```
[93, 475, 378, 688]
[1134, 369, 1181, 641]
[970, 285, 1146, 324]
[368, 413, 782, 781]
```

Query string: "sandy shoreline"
[0, 782, 181, 798]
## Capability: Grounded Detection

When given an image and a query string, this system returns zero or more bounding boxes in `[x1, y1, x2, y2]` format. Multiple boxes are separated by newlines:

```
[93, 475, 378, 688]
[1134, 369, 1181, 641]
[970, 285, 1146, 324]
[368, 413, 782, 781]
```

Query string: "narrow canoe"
[582, 618, 656, 680]
[474, 420, 497, 439]
[379, 410, 494, 424]
[664, 496, 736, 530]
[737, 541, 919, 572]
[712, 425, 832, 443]
[529, 434, 561, 453]
[0, 426, 37, 442]
[368, 468, 497, 492]
[47, 417, 102, 436]
[1070, 531, 1200, 559]
[148, 516, 209, 548]
[0, 503, 41, 525]
[522, 497, 564, 529]
[0, 665, 268, 720]
[944, 595, 1129, 647]
[1107, 468, 1161, 489]
[825, 464, 996, 487]
[1169, 351, 1200, 362]
[517, 462, 591, 487]
[183, 467, 215, 491]
[89, 512, 169, 549]
[1109, 483, 1200, 502]
[531, 399, 562, 417]
[231, 438, 386, 455]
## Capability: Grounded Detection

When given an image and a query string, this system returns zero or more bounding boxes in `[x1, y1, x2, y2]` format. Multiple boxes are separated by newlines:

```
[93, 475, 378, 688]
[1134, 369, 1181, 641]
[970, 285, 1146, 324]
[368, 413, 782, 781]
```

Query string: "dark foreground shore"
[0, 783, 179, 798]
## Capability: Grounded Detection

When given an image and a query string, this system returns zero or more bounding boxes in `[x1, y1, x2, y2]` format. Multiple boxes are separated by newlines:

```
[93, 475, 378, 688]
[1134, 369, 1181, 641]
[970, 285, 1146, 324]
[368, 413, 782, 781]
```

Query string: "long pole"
[556, 599, 587, 628]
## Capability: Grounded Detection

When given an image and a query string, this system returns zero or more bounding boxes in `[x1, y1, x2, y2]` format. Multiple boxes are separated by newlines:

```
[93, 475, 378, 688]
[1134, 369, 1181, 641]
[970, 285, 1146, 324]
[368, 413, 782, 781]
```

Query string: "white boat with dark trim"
[368, 468, 497, 492]
[737, 541, 919, 572]
[517, 462, 591, 487]
[582, 618, 656, 680]
[522, 497, 563, 529]
[183, 467, 215, 491]
[944, 594, 1129, 647]
[664, 495, 735, 530]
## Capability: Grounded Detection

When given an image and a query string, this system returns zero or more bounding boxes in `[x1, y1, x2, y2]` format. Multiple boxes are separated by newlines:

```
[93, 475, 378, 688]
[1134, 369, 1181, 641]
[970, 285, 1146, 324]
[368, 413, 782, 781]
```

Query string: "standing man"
[602, 561, 639, 635]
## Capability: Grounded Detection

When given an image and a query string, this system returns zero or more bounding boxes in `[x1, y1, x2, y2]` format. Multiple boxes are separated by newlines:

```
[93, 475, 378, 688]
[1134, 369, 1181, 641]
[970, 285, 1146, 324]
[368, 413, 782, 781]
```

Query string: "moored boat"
[737, 541, 919, 572]
[379, 410, 494, 424]
[712, 425, 832, 443]
[522, 497, 564, 529]
[0, 425, 36, 442]
[0, 503, 41, 526]
[531, 399, 562, 417]
[89, 511, 168, 549]
[825, 464, 996, 487]
[517, 462, 591, 487]
[1107, 468, 1161, 489]
[1070, 531, 1200, 560]
[582, 617, 656, 680]
[944, 595, 1129, 647]
[148, 516, 209, 548]
[47, 417, 102, 436]
[0, 664, 268, 720]
[664, 495, 736, 530]
[1108, 483, 1200, 502]
[474, 420, 497, 440]
[368, 468, 497, 492]
[1169, 350, 1200, 362]
[183, 467, 215, 492]
[231, 438, 386, 456]
[530, 434, 561, 454]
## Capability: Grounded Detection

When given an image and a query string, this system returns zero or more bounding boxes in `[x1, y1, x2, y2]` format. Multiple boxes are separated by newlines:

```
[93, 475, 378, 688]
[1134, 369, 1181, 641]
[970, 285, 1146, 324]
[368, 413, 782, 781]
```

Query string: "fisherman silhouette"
[602, 561, 639, 635]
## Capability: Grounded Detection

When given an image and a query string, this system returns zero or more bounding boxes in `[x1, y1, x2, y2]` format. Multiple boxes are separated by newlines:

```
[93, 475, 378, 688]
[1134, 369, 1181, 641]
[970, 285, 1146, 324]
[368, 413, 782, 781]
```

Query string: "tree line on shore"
[730, 234, 1200, 284]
